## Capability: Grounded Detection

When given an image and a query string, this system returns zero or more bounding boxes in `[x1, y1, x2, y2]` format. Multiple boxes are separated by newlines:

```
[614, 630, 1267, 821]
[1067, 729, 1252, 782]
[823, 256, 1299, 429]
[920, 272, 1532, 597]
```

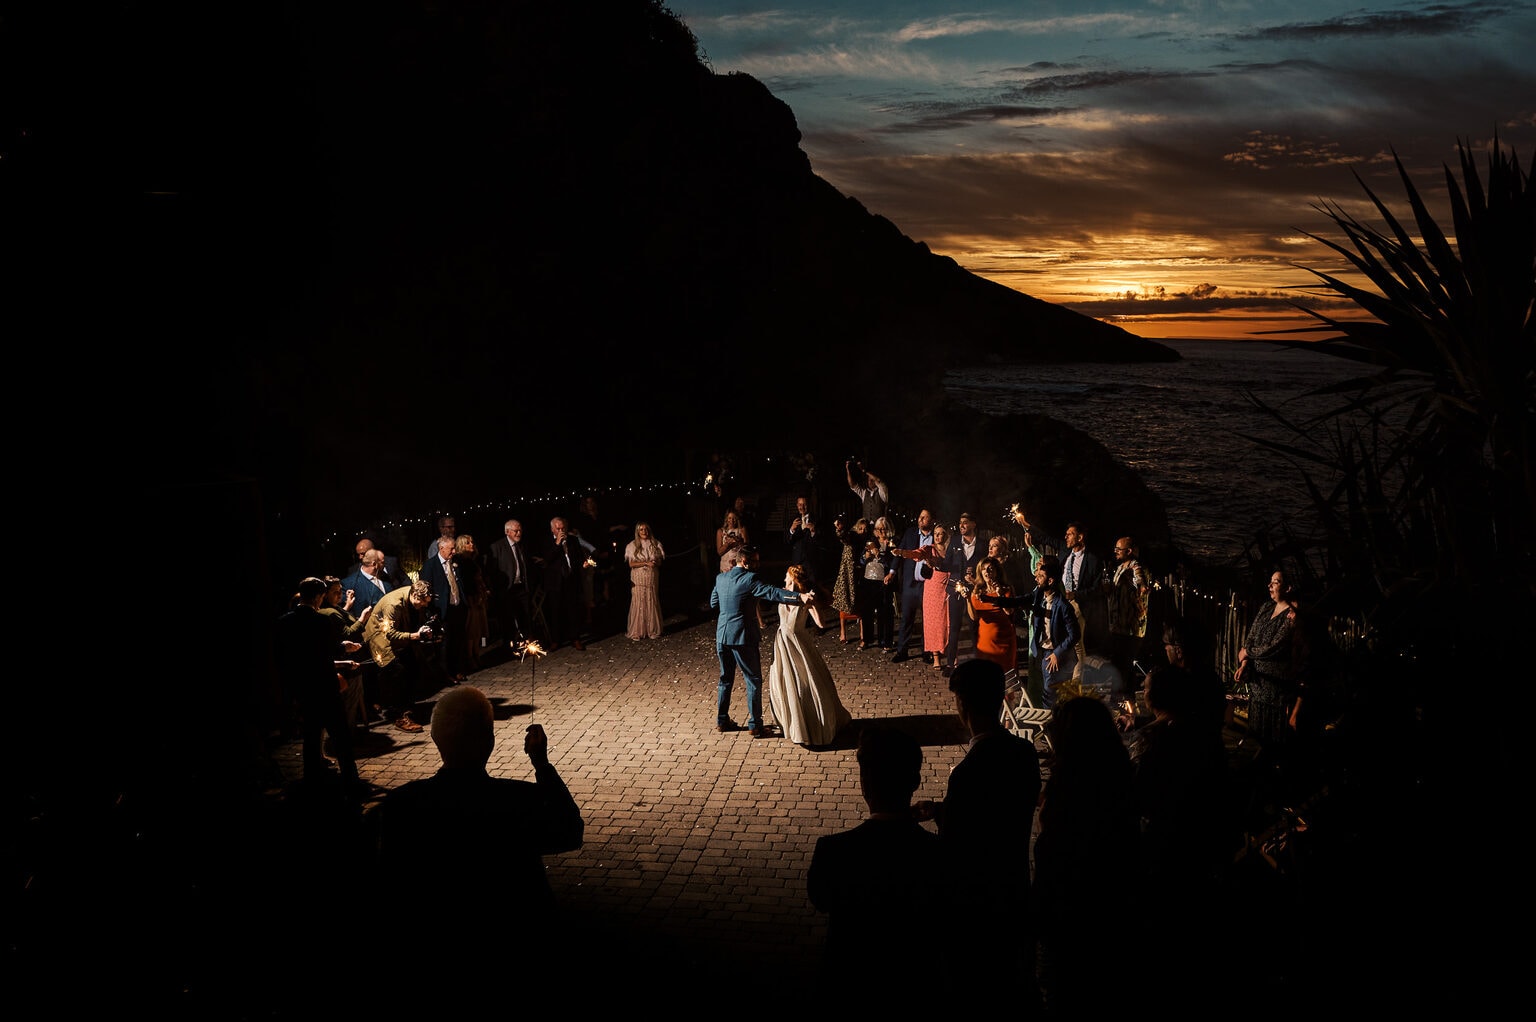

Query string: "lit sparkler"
[510, 639, 548, 661]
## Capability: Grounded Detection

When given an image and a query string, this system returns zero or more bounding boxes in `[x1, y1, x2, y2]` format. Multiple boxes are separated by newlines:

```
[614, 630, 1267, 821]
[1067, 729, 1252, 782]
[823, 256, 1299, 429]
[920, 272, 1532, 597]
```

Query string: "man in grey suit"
[710, 546, 813, 737]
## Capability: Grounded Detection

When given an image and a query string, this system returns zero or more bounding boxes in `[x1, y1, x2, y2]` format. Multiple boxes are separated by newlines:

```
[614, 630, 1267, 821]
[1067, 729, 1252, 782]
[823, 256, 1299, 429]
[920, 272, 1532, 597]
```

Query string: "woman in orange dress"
[967, 555, 1018, 672]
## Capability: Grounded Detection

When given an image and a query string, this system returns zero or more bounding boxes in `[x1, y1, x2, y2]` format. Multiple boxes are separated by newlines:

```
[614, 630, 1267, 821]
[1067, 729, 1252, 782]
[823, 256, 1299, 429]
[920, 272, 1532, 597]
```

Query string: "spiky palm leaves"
[1250, 135, 1534, 634]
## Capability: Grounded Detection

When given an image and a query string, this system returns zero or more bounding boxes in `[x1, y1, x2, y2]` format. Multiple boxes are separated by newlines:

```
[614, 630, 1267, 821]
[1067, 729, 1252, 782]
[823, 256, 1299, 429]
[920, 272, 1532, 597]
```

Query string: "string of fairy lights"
[319, 479, 701, 551]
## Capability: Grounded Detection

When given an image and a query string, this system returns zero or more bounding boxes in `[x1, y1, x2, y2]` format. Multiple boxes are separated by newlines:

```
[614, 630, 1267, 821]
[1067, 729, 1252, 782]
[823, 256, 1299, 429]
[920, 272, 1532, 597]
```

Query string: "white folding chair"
[1000, 668, 1053, 756]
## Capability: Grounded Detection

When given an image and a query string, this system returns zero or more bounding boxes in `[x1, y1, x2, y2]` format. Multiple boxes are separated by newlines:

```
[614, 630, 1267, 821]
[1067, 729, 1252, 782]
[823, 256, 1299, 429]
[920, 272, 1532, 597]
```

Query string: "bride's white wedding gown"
[767, 602, 852, 746]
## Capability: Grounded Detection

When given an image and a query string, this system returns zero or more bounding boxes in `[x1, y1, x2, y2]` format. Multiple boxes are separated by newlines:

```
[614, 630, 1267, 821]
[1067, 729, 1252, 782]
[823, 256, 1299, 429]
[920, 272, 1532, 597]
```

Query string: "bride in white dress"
[767, 565, 852, 747]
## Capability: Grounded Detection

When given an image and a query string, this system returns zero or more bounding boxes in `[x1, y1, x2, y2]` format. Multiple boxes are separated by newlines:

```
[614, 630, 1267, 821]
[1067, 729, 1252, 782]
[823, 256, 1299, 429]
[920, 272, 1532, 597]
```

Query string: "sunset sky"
[673, 1, 1536, 339]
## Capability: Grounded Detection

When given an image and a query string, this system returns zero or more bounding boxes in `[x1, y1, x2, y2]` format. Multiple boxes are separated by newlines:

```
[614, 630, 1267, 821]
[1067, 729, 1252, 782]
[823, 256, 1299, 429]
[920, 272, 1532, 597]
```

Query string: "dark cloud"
[1062, 287, 1355, 318]
[1229, 1, 1516, 42]
[998, 61, 1080, 73]
[1003, 68, 1216, 97]
[1222, 131, 1391, 170]
[1209, 58, 1328, 72]
[874, 103, 1067, 133]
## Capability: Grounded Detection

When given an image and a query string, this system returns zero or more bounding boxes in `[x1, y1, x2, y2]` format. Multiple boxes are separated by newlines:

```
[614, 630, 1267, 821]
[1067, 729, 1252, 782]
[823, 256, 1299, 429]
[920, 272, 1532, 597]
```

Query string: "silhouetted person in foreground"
[1159, 614, 1225, 723]
[274, 576, 365, 797]
[915, 658, 1042, 1007]
[1133, 663, 1237, 1004]
[1032, 697, 1138, 1020]
[375, 686, 583, 970]
[807, 726, 947, 1006]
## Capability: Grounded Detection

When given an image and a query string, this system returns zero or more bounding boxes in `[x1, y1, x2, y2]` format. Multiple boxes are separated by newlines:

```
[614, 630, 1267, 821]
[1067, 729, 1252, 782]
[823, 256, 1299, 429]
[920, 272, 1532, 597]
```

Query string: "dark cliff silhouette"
[48, 0, 1174, 532]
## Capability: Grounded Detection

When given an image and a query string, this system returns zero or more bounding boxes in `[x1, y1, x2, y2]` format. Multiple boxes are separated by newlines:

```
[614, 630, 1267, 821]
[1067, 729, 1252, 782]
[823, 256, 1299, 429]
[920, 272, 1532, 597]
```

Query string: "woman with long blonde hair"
[625, 522, 666, 640]
[716, 510, 749, 573]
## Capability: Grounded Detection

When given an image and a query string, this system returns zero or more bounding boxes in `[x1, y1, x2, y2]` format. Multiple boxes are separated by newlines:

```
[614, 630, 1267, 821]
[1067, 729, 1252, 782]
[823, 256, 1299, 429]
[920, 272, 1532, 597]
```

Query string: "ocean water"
[944, 339, 1365, 565]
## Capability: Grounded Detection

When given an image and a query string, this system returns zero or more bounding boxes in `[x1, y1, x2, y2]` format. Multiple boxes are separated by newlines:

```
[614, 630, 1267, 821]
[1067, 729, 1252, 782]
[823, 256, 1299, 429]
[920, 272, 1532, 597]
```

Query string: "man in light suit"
[710, 546, 813, 737]
[362, 580, 437, 732]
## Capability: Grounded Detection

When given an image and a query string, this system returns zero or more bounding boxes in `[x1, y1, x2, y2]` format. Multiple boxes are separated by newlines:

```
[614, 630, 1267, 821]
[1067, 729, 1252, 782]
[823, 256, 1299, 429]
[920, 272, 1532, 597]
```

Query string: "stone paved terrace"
[269, 612, 1023, 990]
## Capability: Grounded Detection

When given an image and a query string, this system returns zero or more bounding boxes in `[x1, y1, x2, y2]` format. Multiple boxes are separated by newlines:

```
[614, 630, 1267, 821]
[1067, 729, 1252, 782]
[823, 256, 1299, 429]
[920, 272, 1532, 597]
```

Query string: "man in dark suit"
[421, 536, 468, 680]
[351, 537, 405, 587]
[710, 546, 811, 737]
[488, 518, 538, 645]
[342, 548, 395, 618]
[947, 511, 989, 668]
[274, 577, 364, 793]
[807, 726, 946, 994]
[541, 516, 587, 651]
[1030, 554, 1079, 709]
[891, 508, 935, 662]
[1061, 521, 1105, 655]
[786, 511, 825, 584]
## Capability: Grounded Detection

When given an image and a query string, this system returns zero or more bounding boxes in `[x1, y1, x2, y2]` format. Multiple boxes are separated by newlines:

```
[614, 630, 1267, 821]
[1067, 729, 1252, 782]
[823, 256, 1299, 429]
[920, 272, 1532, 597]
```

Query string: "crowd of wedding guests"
[271, 453, 1317, 1015]
[281, 450, 1311, 771]
[280, 496, 679, 737]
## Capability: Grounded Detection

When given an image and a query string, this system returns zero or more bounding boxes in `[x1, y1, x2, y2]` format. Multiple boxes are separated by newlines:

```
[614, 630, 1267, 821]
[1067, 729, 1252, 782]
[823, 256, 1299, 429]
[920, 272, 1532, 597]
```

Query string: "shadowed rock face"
[830, 403, 1176, 571]
[92, 0, 1174, 537]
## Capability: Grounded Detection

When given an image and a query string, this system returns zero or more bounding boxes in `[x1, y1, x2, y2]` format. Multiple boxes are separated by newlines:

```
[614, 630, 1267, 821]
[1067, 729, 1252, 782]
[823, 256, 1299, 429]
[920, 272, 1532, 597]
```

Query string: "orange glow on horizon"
[952, 256, 1367, 342]
[1106, 316, 1349, 343]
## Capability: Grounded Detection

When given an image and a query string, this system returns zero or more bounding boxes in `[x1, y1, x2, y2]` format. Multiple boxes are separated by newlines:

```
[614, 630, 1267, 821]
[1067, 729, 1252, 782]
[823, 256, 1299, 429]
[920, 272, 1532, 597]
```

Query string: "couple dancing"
[712, 548, 851, 747]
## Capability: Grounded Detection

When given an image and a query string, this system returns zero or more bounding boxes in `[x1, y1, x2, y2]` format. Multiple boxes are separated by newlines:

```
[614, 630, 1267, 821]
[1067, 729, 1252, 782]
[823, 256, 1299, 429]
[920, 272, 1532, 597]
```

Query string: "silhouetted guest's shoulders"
[948, 731, 1042, 807]
[807, 817, 947, 974]
[378, 765, 583, 905]
[941, 730, 1042, 884]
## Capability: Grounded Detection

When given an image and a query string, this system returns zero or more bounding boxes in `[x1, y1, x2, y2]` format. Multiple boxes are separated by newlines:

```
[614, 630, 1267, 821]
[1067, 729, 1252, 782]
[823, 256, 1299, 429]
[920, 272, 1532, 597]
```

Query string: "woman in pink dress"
[716, 510, 749, 573]
[625, 522, 665, 640]
[894, 523, 955, 671]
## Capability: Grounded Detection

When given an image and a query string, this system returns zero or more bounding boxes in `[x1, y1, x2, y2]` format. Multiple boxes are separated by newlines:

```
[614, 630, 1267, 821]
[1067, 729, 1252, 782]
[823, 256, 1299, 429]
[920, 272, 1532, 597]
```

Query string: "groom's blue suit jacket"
[710, 567, 799, 646]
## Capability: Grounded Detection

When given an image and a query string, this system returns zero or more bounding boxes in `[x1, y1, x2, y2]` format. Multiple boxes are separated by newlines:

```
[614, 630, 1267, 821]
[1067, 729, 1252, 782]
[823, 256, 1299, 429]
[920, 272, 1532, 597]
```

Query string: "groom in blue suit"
[711, 546, 812, 737]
